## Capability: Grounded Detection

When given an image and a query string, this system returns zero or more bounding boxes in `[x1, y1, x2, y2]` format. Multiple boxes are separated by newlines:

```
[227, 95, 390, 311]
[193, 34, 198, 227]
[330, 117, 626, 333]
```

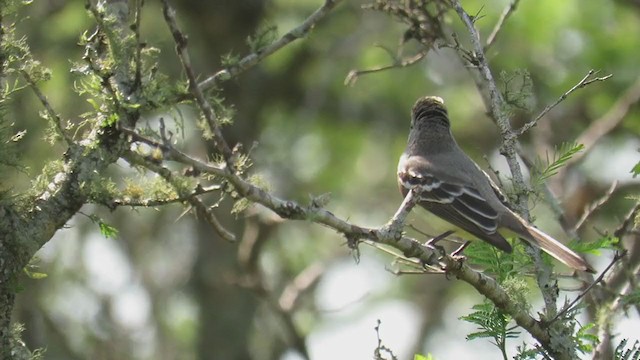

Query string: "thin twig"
[517, 70, 612, 136]
[573, 181, 618, 233]
[21, 70, 73, 144]
[518, 148, 574, 234]
[383, 188, 421, 238]
[567, 75, 640, 167]
[121, 127, 227, 177]
[123, 150, 236, 242]
[187, 196, 236, 242]
[279, 262, 326, 312]
[132, 0, 144, 90]
[551, 250, 626, 323]
[614, 202, 640, 239]
[344, 50, 428, 86]
[161, 0, 234, 163]
[484, 0, 520, 51]
[198, 0, 344, 91]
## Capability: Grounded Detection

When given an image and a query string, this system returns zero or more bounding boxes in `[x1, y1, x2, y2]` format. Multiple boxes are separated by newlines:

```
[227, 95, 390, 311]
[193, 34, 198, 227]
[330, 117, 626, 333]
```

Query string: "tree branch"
[198, 0, 344, 90]
[518, 70, 612, 137]
[161, 0, 234, 163]
[484, 0, 520, 51]
[344, 50, 428, 86]
[122, 124, 567, 355]
[567, 75, 640, 167]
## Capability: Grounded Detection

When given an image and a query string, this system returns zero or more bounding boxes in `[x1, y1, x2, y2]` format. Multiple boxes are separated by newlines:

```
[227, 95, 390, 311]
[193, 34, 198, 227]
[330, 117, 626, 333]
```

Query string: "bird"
[397, 95, 593, 272]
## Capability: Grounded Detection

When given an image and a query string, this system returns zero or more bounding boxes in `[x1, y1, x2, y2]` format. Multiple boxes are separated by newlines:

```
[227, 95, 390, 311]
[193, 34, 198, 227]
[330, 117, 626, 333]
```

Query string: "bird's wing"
[398, 155, 512, 252]
[476, 165, 517, 211]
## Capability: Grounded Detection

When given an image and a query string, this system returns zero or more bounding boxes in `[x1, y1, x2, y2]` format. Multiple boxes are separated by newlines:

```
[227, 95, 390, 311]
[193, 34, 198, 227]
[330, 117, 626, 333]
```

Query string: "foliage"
[85, 213, 119, 239]
[530, 142, 584, 188]
[460, 302, 520, 359]
[632, 161, 640, 178]
[570, 235, 619, 255]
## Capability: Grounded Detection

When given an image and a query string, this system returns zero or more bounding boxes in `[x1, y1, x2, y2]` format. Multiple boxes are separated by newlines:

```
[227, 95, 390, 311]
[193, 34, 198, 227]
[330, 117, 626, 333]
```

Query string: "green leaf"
[414, 354, 434, 360]
[460, 302, 520, 351]
[575, 323, 598, 353]
[532, 142, 584, 187]
[620, 290, 640, 307]
[631, 161, 640, 178]
[98, 220, 119, 239]
[569, 235, 618, 255]
[23, 267, 48, 280]
[246, 24, 278, 52]
[87, 214, 119, 239]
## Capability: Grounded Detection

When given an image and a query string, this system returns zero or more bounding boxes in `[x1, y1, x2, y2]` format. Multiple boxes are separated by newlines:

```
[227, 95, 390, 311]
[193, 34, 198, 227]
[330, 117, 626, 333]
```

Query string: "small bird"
[397, 96, 593, 272]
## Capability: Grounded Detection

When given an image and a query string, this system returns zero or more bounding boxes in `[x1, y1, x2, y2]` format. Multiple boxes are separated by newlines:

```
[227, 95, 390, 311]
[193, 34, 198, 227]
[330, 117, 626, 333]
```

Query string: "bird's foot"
[451, 240, 471, 257]
[424, 230, 455, 256]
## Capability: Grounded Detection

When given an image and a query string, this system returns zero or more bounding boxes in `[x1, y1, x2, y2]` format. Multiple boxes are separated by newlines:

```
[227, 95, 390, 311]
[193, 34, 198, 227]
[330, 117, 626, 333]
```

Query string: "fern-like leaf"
[532, 142, 584, 187]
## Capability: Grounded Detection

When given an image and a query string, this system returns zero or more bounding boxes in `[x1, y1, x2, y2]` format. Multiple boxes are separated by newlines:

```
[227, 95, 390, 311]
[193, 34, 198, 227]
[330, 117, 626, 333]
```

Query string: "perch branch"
[123, 126, 564, 354]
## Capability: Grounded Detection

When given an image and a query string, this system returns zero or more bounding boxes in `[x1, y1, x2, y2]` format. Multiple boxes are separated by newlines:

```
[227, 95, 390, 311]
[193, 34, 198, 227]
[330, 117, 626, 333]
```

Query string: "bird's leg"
[451, 240, 472, 257]
[424, 230, 456, 256]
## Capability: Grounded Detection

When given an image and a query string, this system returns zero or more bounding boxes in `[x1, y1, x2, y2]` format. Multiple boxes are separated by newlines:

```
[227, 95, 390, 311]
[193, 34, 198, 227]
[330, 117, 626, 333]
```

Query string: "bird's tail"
[524, 225, 594, 273]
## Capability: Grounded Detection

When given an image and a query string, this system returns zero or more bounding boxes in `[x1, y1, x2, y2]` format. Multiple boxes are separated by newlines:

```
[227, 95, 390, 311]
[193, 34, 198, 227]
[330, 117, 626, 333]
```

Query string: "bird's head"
[411, 96, 450, 130]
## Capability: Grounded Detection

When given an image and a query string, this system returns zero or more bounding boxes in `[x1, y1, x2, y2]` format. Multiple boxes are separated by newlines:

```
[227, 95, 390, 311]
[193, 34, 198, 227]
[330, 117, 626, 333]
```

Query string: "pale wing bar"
[399, 170, 499, 233]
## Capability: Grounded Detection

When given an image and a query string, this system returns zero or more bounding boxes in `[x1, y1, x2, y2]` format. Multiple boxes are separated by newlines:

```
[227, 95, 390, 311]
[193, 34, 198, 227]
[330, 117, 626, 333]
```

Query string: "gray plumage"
[397, 96, 593, 272]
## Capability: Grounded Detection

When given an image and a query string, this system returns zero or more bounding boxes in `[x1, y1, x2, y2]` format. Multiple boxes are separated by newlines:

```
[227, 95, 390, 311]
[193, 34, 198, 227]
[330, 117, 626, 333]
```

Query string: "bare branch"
[344, 50, 428, 86]
[122, 150, 236, 242]
[132, 0, 144, 90]
[614, 201, 640, 239]
[450, 0, 529, 213]
[21, 70, 73, 144]
[187, 196, 237, 242]
[573, 181, 618, 233]
[551, 250, 625, 323]
[279, 262, 326, 312]
[161, 0, 234, 163]
[518, 70, 612, 136]
[484, 0, 520, 51]
[568, 75, 640, 167]
[199, 0, 344, 90]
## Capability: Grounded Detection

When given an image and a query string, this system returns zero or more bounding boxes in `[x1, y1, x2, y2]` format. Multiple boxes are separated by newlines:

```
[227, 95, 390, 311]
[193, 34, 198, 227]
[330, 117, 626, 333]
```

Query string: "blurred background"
[9, 0, 640, 359]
